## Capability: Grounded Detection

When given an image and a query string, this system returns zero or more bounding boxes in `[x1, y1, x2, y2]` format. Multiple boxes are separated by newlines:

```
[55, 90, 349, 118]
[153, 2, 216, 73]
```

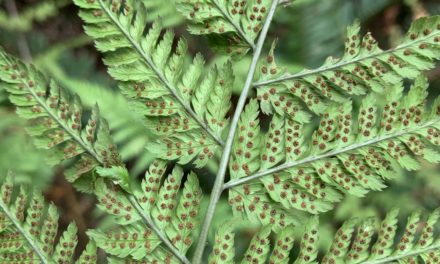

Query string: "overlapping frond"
[227, 76, 440, 215]
[256, 16, 440, 117]
[74, 0, 234, 168]
[89, 160, 202, 263]
[209, 209, 440, 264]
[141, 0, 183, 27]
[0, 49, 122, 189]
[0, 172, 97, 264]
[176, 0, 275, 54]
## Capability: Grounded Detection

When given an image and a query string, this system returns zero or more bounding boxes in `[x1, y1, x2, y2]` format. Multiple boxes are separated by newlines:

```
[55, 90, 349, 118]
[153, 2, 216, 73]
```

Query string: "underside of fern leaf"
[209, 208, 440, 264]
[0, 47, 195, 263]
[74, 0, 234, 168]
[0, 49, 123, 190]
[90, 160, 202, 263]
[0, 172, 97, 264]
[256, 16, 440, 117]
[176, 0, 276, 54]
[227, 76, 440, 220]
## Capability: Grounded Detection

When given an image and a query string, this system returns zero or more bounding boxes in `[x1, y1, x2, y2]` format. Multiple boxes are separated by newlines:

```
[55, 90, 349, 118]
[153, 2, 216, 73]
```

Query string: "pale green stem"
[0, 201, 48, 264]
[362, 244, 440, 264]
[191, 1, 280, 263]
[223, 118, 440, 189]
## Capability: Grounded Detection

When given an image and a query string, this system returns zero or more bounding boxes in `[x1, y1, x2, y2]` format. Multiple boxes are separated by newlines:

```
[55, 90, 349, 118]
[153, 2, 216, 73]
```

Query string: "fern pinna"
[0, 172, 97, 264]
[0, 0, 440, 263]
[209, 209, 440, 264]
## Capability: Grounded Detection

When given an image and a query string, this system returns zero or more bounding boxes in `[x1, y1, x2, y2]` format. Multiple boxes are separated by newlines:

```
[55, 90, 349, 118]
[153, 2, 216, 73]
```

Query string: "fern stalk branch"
[4, 0, 32, 62]
[362, 244, 440, 264]
[252, 32, 439, 87]
[192, 1, 279, 263]
[0, 200, 48, 264]
[97, 0, 225, 147]
[127, 195, 191, 264]
[210, 0, 256, 50]
[223, 118, 440, 189]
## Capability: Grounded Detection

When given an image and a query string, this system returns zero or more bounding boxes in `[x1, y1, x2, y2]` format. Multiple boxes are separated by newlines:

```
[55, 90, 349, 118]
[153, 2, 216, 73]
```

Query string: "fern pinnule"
[0, 49, 123, 190]
[228, 99, 300, 230]
[208, 223, 235, 264]
[209, 209, 440, 264]
[0, 172, 97, 264]
[256, 16, 440, 117]
[74, 0, 234, 168]
[176, 0, 278, 54]
[226, 76, 440, 217]
[90, 160, 202, 263]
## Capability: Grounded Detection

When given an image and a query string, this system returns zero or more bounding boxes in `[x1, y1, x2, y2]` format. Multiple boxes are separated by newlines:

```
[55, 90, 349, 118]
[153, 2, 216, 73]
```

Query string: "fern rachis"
[1, 0, 440, 263]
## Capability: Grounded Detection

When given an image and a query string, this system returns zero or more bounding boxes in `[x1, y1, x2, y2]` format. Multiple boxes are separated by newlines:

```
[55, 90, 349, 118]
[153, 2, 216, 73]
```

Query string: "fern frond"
[0, 49, 194, 263]
[209, 209, 440, 264]
[89, 160, 202, 263]
[176, 0, 279, 53]
[0, 48, 123, 188]
[226, 76, 440, 216]
[176, 0, 254, 50]
[0, 172, 97, 264]
[175, 0, 288, 55]
[74, 0, 234, 168]
[255, 16, 440, 116]
[208, 221, 297, 264]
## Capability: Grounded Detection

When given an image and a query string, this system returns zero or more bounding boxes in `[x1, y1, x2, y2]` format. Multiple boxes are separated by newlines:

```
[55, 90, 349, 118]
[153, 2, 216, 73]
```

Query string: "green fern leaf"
[91, 160, 202, 262]
[176, 0, 275, 54]
[208, 223, 235, 264]
[241, 225, 272, 264]
[228, 100, 300, 230]
[0, 49, 123, 188]
[209, 209, 440, 264]
[268, 226, 295, 264]
[225, 76, 440, 216]
[76, 241, 98, 264]
[255, 17, 440, 117]
[74, 0, 233, 168]
[0, 172, 95, 263]
[87, 224, 162, 259]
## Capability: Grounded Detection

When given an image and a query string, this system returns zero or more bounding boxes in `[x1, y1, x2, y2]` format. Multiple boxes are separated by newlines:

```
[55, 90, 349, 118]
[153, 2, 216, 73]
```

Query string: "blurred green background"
[1, 0, 440, 260]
